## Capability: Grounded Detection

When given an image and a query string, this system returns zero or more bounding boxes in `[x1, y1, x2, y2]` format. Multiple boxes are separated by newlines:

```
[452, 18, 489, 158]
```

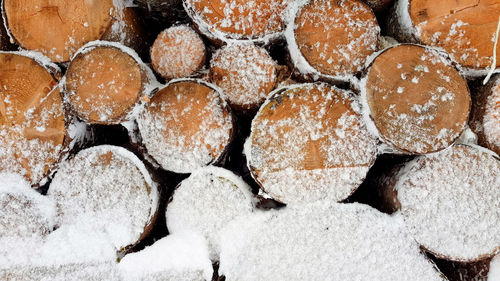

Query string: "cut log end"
[48, 145, 158, 246]
[401, 0, 500, 70]
[65, 44, 148, 124]
[396, 144, 500, 262]
[0, 52, 66, 185]
[3, 0, 143, 62]
[247, 83, 378, 204]
[292, 0, 380, 77]
[470, 75, 500, 156]
[184, 0, 286, 41]
[364, 44, 470, 154]
[209, 44, 277, 111]
[150, 25, 206, 79]
[136, 79, 234, 174]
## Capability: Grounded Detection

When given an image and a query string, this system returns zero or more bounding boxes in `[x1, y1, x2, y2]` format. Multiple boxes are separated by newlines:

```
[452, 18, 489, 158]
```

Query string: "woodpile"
[0, 0, 498, 280]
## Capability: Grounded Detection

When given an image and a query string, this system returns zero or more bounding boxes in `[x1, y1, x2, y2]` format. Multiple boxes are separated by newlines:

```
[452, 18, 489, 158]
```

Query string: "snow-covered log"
[361, 44, 471, 154]
[135, 79, 234, 173]
[0, 52, 71, 186]
[150, 25, 206, 80]
[286, 0, 380, 82]
[379, 144, 500, 262]
[2, 0, 144, 62]
[470, 75, 500, 156]
[183, 0, 287, 43]
[64, 41, 158, 124]
[165, 167, 255, 260]
[246, 83, 378, 204]
[209, 43, 278, 112]
[388, 0, 500, 75]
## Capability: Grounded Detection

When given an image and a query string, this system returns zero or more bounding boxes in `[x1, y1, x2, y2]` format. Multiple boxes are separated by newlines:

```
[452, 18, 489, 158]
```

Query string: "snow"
[490, 255, 500, 281]
[210, 43, 277, 109]
[218, 201, 445, 281]
[395, 145, 500, 261]
[119, 232, 213, 281]
[136, 79, 233, 173]
[166, 166, 255, 260]
[48, 145, 159, 253]
[245, 83, 377, 204]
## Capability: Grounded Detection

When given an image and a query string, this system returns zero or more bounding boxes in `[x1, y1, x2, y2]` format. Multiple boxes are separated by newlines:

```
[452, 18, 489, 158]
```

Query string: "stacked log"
[389, 0, 500, 74]
[0, 52, 69, 186]
[246, 83, 378, 204]
[470, 75, 500, 155]
[361, 44, 471, 154]
[378, 144, 500, 262]
[64, 41, 157, 124]
[287, 0, 380, 82]
[2, 0, 144, 62]
[135, 79, 234, 173]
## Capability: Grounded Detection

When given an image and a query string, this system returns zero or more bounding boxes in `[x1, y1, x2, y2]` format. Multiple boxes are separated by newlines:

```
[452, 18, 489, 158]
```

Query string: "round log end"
[364, 44, 470, 154]
[209, 44, 277, 111]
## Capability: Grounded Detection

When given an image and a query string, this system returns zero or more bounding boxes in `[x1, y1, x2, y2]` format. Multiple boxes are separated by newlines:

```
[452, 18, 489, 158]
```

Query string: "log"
[389, 0, 500, 73]
[150, 25, 206, 80]
[135, 79, 234, 174]
[0, 52, 69, 186]
[3, 0, 144, 62]
[218, 202, 446, 280]
[183, 0, 287, 42]
[166, 167, 255, 260]
[47, 145, 159, 251]
[470, 75, 500, 156]
[286, 0, 380, 81]
[64, 41, 157, 125]
[379, 144, 500, 262]
[209, 43, 278, 112]
[364, 0, 394, 12]
[246, 83, 378, 204]
[361, 44, 471, 155]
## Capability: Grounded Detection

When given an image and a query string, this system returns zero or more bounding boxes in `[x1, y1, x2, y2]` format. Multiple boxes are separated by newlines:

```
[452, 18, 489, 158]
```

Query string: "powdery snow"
[218, 201, 445, 281]
[396, 145, 500, 261]
[166, 166, 255, 260]
[118, 232, 213, 281]
[490, 255, 500, 281]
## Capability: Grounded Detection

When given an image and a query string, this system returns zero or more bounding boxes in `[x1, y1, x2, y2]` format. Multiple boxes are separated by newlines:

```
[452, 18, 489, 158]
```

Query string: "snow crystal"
[395, 145, 500, 261]
[119, 232, 213, 281]
[218, 201, 445, 281]
[166, 166, 255, 260]
[246, 83, 377, 204]
[136, 79, 233, 173]
[210, 43, 277, 110]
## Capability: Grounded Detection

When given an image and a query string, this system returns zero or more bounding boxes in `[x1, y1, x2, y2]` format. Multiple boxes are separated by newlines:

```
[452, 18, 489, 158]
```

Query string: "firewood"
[150, 25, 206, 80]
[183, 0, 287, 43]
[389, 0, 500, 73]
[47, 145, 159, 250]
[166, 167, 255, 260]
[0, 52, 69, 186]
[379, 144, 500, 262]
[470, 75, 500, 156]
[135, 79, 234, 174]
[209, 43, 278, 111]
[246, 83, 378, 204]
[287, 0, 380, 81]
[3, 0, 144, 62]
[64, 41, 157, 125]
[361, 44, 471, 154]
